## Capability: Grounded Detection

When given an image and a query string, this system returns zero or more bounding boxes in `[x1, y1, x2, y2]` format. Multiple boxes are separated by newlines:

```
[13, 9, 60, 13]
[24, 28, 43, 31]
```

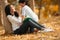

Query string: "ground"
[0, 16, 60, 40]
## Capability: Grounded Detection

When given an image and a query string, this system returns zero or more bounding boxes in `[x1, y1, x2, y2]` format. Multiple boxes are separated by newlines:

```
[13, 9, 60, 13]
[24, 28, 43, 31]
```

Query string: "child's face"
[10, 5, 15, 15]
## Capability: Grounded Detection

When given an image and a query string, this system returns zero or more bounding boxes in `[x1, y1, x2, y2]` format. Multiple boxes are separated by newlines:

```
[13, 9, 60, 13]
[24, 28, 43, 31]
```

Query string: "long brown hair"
[5, 4, 19, 17]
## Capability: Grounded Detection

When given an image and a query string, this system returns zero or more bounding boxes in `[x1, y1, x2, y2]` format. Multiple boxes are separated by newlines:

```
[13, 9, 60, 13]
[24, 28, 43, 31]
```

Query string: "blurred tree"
[0, 5, 1, 26]
[0, 0, 13, 34]
[58, 0, 60, 12]
[35, 0, 42, 19]
[28, 0, 35, 11]
[8, 0, 16, 4]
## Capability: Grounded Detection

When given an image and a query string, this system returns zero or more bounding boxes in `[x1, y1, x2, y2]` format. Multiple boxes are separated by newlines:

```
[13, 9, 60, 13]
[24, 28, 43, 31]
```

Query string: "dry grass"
[0, 16, 60, 40]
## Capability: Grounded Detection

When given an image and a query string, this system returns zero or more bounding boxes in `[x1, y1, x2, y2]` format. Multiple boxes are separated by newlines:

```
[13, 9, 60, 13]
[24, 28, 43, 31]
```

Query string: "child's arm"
[7, 15, 22, 26]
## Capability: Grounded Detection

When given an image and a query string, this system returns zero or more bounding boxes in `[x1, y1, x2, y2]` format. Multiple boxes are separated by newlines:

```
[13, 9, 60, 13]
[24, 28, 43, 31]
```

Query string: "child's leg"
[13, 20, 29, 34]
[28, 19, 45, 30]
[13, 18, 45, 34]
[13, 18, 34, 34]
[30, 19, 45, 28]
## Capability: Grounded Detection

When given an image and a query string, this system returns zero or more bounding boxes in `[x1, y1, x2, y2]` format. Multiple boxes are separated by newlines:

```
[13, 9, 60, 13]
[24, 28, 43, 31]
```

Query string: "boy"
[18, 0, 53, 32]
[19, 0, 38, 22]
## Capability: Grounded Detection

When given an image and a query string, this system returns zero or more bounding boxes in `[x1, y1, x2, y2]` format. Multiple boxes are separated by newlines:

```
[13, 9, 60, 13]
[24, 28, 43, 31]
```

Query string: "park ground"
[0, 16, 60, 40]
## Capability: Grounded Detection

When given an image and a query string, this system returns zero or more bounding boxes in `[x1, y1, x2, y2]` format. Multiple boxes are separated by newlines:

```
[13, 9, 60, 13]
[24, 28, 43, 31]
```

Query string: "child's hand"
[17, 23, 22, 26]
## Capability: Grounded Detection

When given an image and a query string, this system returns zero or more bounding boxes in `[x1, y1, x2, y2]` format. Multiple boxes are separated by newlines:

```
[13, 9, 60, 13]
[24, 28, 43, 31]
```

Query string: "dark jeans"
[13, 18, 45, 35]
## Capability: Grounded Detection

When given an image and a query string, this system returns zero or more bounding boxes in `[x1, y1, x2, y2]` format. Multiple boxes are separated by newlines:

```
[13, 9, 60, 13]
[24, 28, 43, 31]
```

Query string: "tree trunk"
[58, 0, 60, 12]
[0, 0, 13, 34]
[28, 0, 35, 11]
[0, 16, 1, 26]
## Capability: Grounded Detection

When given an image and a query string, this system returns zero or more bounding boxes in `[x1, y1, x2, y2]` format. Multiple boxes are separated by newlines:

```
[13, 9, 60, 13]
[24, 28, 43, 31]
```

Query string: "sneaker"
[43, 28, 54, 32]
